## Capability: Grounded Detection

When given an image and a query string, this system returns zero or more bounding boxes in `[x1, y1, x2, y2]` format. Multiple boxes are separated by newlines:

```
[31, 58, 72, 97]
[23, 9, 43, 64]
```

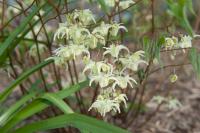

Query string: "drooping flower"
[151, 95, 166, 104]
[88, 94, 120, 117]
[110, 23, 128, 36]
[83, 61, 114, 75]
[169, 74, 178, 83]
[113, 93, 128, 107]
[112, 75, 137, 89]
[103, 0, 115, 7]
[69, 9, 96, 25]
[53, 23, 69, 41]
[164, 36, 178, 50]
[178, 35, 192, 49]
[70, 25, 91, 44]
[168, 98, 182, 109]
[48, 56, 67, 68]
[89, 72, 115, 88]
[29, 44, 47, 57]
[92, 22, 112, 36]
[119, 50, 148, 71]
[54, 44, 90, 60]
[119, 0, 135, 9]
[103, 44, 129, 58]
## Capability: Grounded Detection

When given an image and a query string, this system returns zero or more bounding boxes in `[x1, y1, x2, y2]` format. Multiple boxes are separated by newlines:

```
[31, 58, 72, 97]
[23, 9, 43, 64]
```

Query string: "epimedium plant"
[0, 0, 200, 133]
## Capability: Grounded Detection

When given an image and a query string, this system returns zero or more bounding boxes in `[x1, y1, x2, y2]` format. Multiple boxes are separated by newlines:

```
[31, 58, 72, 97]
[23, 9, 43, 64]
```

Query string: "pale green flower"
[94, 34, 106, 46]
[178, 35, 192, 49]
[29, 44, 47, 57]
[119, 0, 135, 9]
[103, 44, 129, 58]
[89, 90, 129, 116]
[53, 23, 69, 41]
[84, 34, 98, 49]
[89, 73, 115, 88]
[92, 22, 112, 36]
[119, 50, 148, 71]
[83, 60, 97, 73]
[83, 60, 114, 74]
[169, 74, 178, 83]
[130, 50, 145, 61]
[89, 95, 120, 117]
[112, 75, 137, 89]
[164, 36, 178, 49]
[48, 56, 67, 68]
[168, 98, 182, 109]
[103, 0, 116, 7]
[54, 44, 90, 60]
[54, 23, 91, 44]
[69, 9, 96, 25]
[114, 93, 128, 107]
[110, 23, 128, 36]
[152, 95, 166, 104]
[70, 25, 91, 44]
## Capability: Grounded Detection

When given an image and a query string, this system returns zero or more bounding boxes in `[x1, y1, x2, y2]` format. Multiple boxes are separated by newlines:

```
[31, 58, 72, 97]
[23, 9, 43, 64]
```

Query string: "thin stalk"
[36, 0, 63, 90]
[8, 54, 27, 95]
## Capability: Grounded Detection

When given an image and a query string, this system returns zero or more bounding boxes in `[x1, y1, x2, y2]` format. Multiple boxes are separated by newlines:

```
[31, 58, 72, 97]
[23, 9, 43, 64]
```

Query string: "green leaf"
[0, 4, 44, 64]
[189, 48, 200, 77]
[187, 0, 195, 15]
[41, 93, 74, 114]
[13, 113, 129, 133]
[97, 0, 109, 14]
[0, 93, 35, 126]
[0, 81, 88, 133]
[0, 59, 53, 103]
[166, 0, 194, 36]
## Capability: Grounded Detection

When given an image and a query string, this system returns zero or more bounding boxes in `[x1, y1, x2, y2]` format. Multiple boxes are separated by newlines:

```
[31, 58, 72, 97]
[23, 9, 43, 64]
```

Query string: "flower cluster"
[164, 35, 192, 50]
[88, 89, 128, 117]
[163, 35, 193, 60]
[86, 43, 147, 116]
[50, 9, 148, 116]
[152, 96, 182, 110]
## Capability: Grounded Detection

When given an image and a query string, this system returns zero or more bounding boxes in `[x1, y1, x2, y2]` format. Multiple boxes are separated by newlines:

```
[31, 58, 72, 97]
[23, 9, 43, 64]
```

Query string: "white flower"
[103, 0, 115, 7]
[83, 60, 114, 75]
[168, 98, 182, 109]
[54, 44, 90, 60]
[84, 34, 98, 49]
[89, 73, 115, 88]
[103, 44, 129, 58]
[151, 95, 166, 104]
[119, 0, 135, 9]
[169, 74, 178, 83]
[89, 90, 129, 116]
[178, 35, 192, 49]
[114, 93, 128, 107]
[119, 50, 148, 71]
[29, 44, 47, 57]
[48, 56, 67, 68]
[164, 36, 178, 49]
[70, 25, 91, 44]
[83, 60, 97, 73]
[92, 22, 112, 36]
[89, 95, 120, 117]
[130, 50, 145, 61]
[69, 9, 96, 25]
[54, 23, 69, 41]
[112, 75, 137, 89]
[110, 23, 128, 36]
